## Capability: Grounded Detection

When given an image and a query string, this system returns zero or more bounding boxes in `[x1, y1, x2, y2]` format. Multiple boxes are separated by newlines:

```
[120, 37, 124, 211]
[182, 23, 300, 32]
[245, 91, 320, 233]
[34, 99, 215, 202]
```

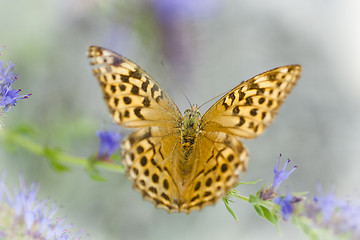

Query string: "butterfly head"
[182, 105, 201, 133]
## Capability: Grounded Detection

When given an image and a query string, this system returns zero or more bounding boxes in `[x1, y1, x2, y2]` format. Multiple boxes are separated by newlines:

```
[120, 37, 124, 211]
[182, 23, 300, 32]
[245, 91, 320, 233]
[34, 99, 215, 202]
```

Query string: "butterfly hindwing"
[121, 126, 183, 212]
[179, 131, 248, 213]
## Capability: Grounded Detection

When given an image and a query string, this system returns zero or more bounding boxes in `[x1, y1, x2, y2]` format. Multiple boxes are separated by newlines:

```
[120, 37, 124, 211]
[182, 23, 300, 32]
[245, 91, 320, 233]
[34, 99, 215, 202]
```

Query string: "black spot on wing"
[142, 97, 151, 107]
[114, 98, 119, 106]
[256, 88, 265, 95]
[121, 75, 129, 83]
[155, 90, 164, 103]
[140, 156, 147, 166]
[112, 56, 123, 66]
[131, 85, 139, 95]
[250, 108, 258, 116]
[232, 106, 240, 115]
[228, 92, 235, 105]
[142, 77, 150, 92]
[222, 99, 229, 110]
[221, 164, 228, 173]
[236, 116, 245, 126]
[123, 97, 131, 104]
[120, 84, 126, 91]
[245, 97, 253, 106]
[163, 179, 169, 190]
[151, 84, 159, 98]
[238, 91, 245, 101]
[134, 107, 145, 120]
[129, 68, 142, 79]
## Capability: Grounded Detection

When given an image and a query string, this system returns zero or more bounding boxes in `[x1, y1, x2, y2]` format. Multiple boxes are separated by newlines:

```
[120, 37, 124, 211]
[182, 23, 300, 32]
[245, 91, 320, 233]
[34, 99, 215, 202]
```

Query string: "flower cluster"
[303, 185, 360, 238]
[255, 154, 300, 221]
[252, 154, 360, 238]
[0, 46, 31, 115]
[0, 174, 83, 239]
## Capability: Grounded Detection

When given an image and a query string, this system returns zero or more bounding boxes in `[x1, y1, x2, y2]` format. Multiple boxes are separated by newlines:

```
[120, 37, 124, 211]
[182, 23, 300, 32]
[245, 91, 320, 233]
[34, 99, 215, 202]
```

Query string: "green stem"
[0, 128, 124, 173]
[232, 194, 249, 202]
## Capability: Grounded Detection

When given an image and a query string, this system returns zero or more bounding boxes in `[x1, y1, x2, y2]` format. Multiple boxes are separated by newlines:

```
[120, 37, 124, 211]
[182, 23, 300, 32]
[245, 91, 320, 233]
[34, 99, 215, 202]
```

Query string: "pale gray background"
[1, 0, 360, 239]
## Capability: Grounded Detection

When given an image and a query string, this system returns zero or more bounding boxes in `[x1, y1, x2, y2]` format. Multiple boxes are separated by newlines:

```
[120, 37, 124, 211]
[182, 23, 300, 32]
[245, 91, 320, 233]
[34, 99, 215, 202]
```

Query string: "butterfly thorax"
[180, 105, 202, 173]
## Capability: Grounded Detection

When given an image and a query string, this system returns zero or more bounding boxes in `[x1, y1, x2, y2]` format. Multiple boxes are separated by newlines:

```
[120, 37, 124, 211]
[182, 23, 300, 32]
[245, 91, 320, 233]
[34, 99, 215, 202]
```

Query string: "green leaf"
[235, 178, 262, 186]
[86, 156, 107, 181]
[254, 204, 265, 218]
[249, 194, 259, 203]
[13, 123, 36, 136]
[260, 205, 278, 225]
[292, 216, 321, 240]
[223, 196, 239, 222]
[253, 204, 278, 225]
[226, 188, 249, 202]
[43, 147, 70, 172]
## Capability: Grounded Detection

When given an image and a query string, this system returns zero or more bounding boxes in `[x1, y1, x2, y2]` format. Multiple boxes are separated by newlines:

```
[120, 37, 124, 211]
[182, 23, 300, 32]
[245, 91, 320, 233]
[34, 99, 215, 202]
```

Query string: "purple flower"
[147, 0, 218, 84]
[96, 127, 124, 159]
[303, 184, 360, 238]
[149, 0, 217, 23]
[0, 59, 31, 113]
[273, 154, 297, 188]
[335, 201, 360, 236]
[273, 193, 295, 220]
[0, 174, 84, 239]
[313, 185, 341, 223]
[0, 88, 31, 112]
[259, 154, 297, 200]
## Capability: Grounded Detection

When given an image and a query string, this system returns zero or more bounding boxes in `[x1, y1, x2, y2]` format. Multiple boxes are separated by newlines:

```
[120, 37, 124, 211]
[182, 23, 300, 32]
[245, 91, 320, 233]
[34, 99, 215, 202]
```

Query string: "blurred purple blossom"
[303, 184, 360, 238]
[273, 193, 295, 220]
[0, 174, 84, 239]
[335, 201, 360, 236]
[149, 0, 217, 23]
[147, 0, 218, 83]
[313, 185, 340, 223]
[96, 127, 124, 160]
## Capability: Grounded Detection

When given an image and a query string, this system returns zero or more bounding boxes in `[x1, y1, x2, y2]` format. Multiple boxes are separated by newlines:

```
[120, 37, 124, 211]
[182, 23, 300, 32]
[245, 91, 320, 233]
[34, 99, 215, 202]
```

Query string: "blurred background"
[1, 0, 360, 239]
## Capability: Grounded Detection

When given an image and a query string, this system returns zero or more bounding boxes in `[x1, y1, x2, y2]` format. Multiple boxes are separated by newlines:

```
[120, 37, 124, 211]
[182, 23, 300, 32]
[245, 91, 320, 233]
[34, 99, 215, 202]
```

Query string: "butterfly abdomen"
[180, 106, 202, 174]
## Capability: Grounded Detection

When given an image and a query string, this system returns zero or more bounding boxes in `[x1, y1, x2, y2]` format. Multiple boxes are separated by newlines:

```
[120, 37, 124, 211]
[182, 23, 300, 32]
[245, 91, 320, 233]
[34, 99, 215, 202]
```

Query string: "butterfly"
[88, 46, 301, 213]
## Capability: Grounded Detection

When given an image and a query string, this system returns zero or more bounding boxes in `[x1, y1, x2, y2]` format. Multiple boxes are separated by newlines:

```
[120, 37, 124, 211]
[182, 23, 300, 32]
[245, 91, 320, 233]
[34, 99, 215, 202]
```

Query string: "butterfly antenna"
[198, 91, 227, 110]
[180, 88, 192, 108]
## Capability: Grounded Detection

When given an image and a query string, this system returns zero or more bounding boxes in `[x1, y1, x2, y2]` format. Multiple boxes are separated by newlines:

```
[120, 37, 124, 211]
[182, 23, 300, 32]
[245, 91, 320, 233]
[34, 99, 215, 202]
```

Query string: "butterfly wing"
[201, 65, 301, 138]
[121, 126, 184, 213]
[179, 131, 248, 213]
[178, 65, 301, 212]
[88, 46, 182, 128]
[122, 127, 249, 213]
[89, 46, 187, 212]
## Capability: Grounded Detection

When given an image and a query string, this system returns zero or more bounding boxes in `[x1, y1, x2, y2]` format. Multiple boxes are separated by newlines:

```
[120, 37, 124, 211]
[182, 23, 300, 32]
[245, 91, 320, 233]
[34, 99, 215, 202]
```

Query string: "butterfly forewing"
[88, 46, 182, 128]
[201, 65, 301, 139]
